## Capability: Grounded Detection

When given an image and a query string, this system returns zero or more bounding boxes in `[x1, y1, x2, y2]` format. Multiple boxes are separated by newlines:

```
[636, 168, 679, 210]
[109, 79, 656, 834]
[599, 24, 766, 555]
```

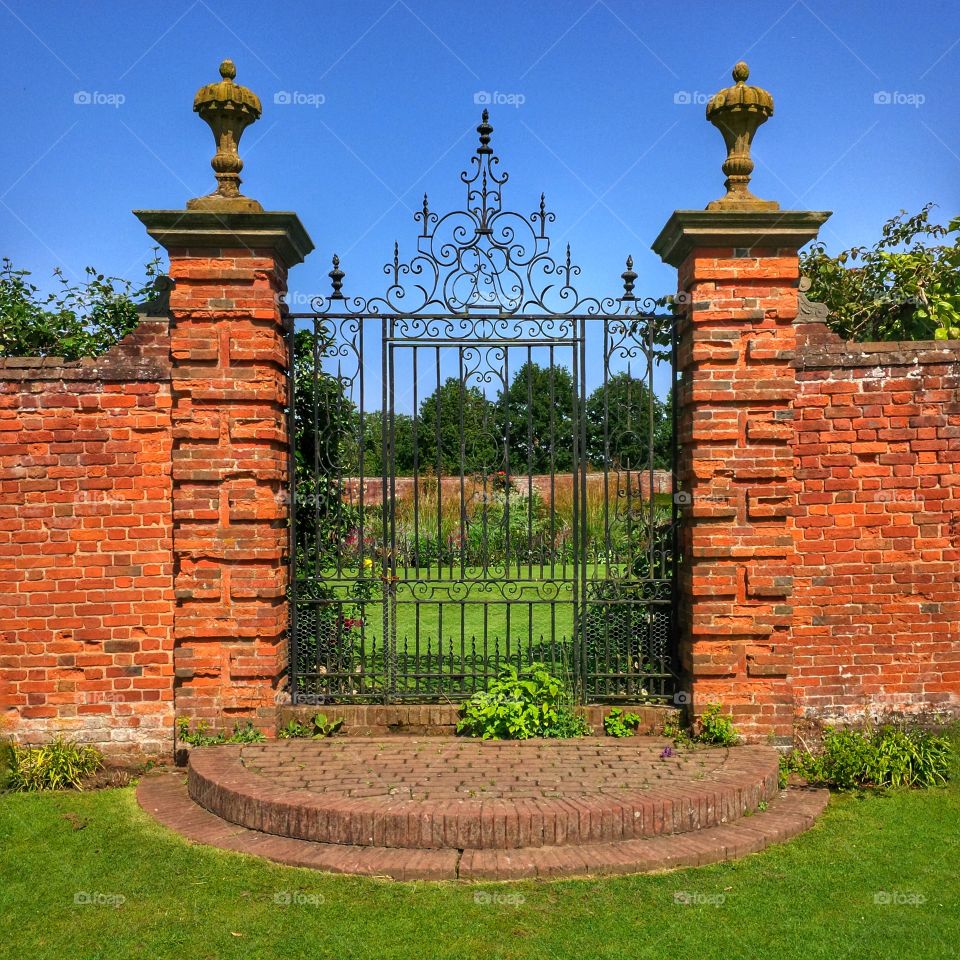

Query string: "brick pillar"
[653, 211, 829, 741]
[135, 211, 313, 734]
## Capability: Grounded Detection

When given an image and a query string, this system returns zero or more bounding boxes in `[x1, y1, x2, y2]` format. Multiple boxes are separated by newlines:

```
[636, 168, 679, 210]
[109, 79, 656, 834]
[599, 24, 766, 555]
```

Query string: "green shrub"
[696, 704, 739, 746]
[0, 257, 160, 360]
[457, 663, 586, 740]
[604, 708, 643, 738]
[0, 739, 15, 791]
[662, 721, 693, 749]
[784, 724, 952, 790]
[277, 713, 344, 739]
[546, 708, 592, 739]
[176, 718, 266, 747]
[9, 738, 104, 791]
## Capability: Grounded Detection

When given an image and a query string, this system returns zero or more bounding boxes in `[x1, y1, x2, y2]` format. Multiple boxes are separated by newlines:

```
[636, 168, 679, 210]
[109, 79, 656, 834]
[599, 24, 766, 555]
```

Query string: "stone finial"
[187, 59, 264, 213]
[705, 61, 778, 212]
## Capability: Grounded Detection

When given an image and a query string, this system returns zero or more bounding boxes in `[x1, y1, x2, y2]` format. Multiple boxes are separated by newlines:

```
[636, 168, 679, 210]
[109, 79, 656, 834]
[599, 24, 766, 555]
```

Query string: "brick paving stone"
[185, 738, 785, 851]
[139, 772, 827, 881]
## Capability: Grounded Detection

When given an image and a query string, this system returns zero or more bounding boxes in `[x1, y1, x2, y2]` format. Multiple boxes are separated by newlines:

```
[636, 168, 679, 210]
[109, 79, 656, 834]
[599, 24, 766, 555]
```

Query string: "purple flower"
[660, 746, 674, 759]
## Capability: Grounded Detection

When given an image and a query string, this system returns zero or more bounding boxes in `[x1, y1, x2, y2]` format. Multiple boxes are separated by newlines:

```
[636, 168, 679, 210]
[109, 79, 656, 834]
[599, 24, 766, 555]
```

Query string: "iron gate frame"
[287, 111, 679, 705]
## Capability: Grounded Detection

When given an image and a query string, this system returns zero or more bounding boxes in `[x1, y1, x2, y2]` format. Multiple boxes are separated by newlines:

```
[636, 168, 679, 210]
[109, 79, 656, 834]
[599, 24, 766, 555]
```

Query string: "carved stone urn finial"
[187, 58, 264, 212]
[705, 61, 778, 211]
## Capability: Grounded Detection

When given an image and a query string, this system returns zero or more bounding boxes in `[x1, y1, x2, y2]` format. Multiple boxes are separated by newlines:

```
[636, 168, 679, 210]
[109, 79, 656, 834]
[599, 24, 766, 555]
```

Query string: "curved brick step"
[138, 773, 828, 881]
[186, 738, 781, 850]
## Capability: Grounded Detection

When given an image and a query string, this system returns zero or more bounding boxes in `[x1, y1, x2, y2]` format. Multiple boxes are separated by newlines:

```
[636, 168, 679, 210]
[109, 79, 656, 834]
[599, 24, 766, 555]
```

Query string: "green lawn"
[328, 564, 634, 649]
[2, 760, 959, 960]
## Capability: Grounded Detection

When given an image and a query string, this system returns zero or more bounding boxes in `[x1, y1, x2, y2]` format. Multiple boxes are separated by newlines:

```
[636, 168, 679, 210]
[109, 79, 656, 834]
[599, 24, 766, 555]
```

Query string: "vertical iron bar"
[286, 318, 298, 701]
[381, 317, 391, 703]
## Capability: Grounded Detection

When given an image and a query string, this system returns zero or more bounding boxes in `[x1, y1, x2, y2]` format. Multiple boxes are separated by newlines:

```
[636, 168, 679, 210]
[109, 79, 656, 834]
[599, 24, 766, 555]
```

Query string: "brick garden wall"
[164, 247, 291, 736]
[2, 246, 958, 757]
[791, 323, 960, 722]
[0, 319, 175, 757]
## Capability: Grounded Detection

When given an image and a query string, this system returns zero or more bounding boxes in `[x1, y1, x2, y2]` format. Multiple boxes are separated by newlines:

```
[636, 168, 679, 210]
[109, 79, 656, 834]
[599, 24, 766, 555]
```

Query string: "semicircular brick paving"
[187, 738, 781, 850]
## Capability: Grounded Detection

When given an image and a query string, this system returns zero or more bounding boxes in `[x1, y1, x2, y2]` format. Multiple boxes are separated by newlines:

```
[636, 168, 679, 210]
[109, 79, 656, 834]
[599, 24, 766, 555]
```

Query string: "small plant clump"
[176, 717, 266, 747]
[7, 737, 104, 792]
[603, 708, 643, 738]
[277, 713, 344, 739]
[0, 739, 14, 791]
[457, 663, 589, 740]
[781, 724, 953, 791]
[695, 704, 740, 746]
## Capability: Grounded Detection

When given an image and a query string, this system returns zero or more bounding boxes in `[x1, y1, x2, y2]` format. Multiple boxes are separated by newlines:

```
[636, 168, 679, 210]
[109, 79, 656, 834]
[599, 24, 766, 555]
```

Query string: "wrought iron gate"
[288, 112, 677, 704]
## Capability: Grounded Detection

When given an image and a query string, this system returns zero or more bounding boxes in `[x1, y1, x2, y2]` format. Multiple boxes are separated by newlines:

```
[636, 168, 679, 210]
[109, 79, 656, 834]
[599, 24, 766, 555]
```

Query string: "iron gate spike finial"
[329, 254, 345, 299]
[477, 109, 493, 154]
[621, 255, 637, 300]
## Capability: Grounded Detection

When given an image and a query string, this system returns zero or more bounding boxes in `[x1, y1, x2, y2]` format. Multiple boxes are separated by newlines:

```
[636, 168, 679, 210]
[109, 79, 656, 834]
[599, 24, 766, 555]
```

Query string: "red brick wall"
[673, 247, 801, 741]
[792, 325, 960, 721]
[0, 320, 175, 757]
[341, 471, 673, 505]
[166, 248, 290, 734]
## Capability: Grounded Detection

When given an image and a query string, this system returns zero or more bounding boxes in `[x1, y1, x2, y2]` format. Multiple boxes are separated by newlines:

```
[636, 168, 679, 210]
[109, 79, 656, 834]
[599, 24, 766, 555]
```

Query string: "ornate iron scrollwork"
[303, 110, 664, 322]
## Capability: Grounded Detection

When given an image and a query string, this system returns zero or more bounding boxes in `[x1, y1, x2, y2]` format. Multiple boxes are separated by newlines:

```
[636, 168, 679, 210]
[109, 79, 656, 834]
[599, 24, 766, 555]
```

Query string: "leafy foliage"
[801, 206, 960, 341]
[456, 663, 587, 740]
[783, 724, 952, 790]
[695, 704, 739, 746]
[0, 739, 13, 791]
[498, 361, 575, 471]
[585, 373, 672, 470]
[603, 708, 643, 737]
[277, 713, 345, 739]
[0, 257, 160, 360]
[417, 376, 499, 474]
[8, 738, 104, 791]
[175, 718, 266, 747]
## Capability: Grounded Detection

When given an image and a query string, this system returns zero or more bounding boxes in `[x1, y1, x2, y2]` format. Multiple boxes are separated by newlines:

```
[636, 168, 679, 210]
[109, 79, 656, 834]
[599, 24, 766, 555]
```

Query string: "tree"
[291, 329, 358, 571]
[801, 205, 960, 342]
[585, 373, 668, 470]
[350, 410, 415, 476]
[0, 257, 160, 360]
[497, 361, 575, 473]
[417, 377, 499, 475]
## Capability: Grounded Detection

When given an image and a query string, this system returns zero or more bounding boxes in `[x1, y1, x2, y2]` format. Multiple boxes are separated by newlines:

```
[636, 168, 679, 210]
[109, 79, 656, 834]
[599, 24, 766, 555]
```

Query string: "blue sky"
[2, 0, 959, 402]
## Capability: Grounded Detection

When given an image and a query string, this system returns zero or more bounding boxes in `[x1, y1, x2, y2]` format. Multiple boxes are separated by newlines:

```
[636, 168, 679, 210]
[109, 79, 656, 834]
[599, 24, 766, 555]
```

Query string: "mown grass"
[330, 565, 634, 651]
[2, 740, 959, 960]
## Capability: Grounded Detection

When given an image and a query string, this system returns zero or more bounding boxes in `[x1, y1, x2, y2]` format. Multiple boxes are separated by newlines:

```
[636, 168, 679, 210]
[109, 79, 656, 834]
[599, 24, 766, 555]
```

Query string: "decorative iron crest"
[307, 111, 664, 320]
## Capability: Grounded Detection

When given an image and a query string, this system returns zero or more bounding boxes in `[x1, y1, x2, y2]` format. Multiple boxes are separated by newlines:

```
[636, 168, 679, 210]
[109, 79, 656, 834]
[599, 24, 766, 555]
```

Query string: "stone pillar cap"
[652, 209, 831, 267]
[133, 209, 315, 267]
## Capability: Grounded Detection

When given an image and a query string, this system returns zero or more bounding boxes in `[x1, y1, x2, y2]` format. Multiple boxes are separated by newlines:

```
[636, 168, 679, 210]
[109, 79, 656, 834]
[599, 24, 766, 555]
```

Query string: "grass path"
[2, 748, 959, 959]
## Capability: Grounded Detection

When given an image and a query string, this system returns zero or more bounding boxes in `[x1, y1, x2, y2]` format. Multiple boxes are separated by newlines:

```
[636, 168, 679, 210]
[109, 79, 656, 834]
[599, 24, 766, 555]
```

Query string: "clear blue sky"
[2, 0, 958, 401]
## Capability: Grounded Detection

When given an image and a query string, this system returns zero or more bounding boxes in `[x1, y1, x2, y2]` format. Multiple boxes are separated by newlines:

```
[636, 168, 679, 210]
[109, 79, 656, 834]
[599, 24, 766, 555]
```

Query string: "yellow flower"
[362, 557, 374, 571]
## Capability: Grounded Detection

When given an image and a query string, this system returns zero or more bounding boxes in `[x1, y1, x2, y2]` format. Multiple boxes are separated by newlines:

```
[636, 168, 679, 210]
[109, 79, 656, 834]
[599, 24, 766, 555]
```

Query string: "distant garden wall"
[0, 317, 175, 757]
[791, 320, 960, 721]
[340, 470, 674, 506]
